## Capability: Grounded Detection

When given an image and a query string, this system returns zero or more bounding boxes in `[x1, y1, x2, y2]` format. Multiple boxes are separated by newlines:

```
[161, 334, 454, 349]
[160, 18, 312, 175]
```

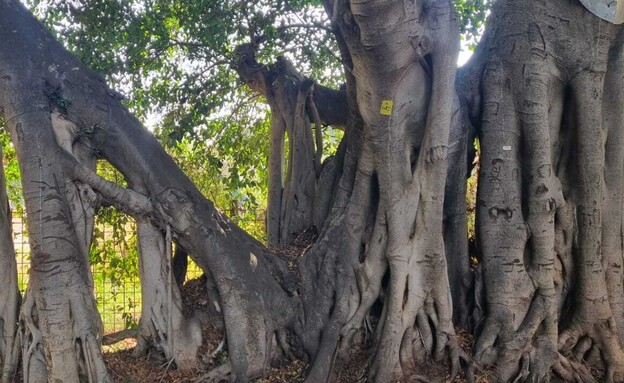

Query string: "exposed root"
[194, 363, 232, 383]
[558, 319, 624, 382]
[19, 290, 45, 383]
[553, 354, 599, 383]
[102, 329, 138, 346]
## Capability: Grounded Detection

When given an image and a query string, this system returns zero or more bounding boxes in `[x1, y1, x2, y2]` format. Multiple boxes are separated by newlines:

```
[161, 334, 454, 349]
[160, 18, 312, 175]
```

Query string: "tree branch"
[277, 22, 332, 33]
[70, 162, 153, 217]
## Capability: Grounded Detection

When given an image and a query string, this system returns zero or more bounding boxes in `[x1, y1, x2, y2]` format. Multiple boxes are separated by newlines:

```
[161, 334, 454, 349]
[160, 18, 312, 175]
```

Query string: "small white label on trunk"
[249, 252, 258, 272]
[503, 146, 512, 151]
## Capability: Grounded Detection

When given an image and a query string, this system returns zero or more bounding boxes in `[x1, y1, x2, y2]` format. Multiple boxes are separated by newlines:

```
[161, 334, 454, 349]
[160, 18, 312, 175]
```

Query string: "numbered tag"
[380, 100, 394, 116]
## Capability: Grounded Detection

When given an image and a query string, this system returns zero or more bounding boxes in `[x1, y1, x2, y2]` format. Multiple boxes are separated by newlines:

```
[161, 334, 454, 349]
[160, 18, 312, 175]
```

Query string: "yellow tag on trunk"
[380, 100, 394, 116]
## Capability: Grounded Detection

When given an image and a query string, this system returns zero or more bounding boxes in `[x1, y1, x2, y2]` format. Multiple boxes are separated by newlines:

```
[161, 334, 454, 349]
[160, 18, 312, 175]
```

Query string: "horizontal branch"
[102, 329, 137, 345]
[70, 162, 153, 217]
[233, 44, 348, 127]
[277, 22, 333, 32]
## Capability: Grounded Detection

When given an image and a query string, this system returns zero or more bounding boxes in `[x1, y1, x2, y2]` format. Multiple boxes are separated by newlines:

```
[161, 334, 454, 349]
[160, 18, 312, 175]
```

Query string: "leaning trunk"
[0, 4, 301, 381]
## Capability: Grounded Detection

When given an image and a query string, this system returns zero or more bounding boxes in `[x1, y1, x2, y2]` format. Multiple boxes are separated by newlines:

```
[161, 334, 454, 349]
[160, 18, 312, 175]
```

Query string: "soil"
[103, 324, 492, 382]
[103, 263, 494, 383]
[8, 234, 494, 383]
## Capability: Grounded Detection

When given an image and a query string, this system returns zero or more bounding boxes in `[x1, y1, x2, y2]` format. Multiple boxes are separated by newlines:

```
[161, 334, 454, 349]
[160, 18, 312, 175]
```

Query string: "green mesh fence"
[12, 209, 264, 334]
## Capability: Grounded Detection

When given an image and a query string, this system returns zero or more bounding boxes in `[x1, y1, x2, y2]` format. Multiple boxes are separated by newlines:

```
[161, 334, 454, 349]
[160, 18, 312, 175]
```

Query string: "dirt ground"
[12, 231, 492, 383]
[104, 273, 490, 383]
[104, 231, 492, 383]
[103, 328, 487, 383]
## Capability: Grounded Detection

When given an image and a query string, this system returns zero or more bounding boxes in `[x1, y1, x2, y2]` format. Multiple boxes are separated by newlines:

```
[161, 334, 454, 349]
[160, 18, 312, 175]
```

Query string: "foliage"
[24, 0, 343, 230]
[466, 139, 479, 241]
[165, 116, 270, 239]
[0, 126, 24, 212]
[26, 0, 342, 133]
[90, 210, 141, 331]
[454, 0, 491, 48]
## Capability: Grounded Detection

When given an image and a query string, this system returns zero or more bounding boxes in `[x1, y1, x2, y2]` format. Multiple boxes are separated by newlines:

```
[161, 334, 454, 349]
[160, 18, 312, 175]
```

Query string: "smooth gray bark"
[234, 48, 344, 244]
[0, 2, 108, 381]
[469, 0, 624, 381]
[0, 145, 20, 383]
[133, 220, 202, 369]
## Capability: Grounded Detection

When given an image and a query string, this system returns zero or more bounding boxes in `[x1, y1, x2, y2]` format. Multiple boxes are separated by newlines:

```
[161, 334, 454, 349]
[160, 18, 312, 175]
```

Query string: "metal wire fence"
[12, 208, 266, 334]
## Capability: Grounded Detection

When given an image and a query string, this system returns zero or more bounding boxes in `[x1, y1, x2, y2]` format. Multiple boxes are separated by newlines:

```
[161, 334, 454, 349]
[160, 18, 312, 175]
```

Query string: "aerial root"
[80, 333, 109, 382]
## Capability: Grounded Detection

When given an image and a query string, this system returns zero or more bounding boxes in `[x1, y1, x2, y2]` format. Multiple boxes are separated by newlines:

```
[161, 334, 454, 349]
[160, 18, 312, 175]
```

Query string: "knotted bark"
[234, 47, 347, 244]
[471, 1, 624, 381]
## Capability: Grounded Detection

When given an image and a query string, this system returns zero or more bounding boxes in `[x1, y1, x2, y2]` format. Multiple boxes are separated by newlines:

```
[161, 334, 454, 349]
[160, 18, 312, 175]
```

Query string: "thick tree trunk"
[133, 220, 202, 369]
[0, 0, 475, 381]
[17, 0, 624, 381]
[0, 145, 20, 383]
[470, 0, 624, 381]
[4, 107, 108, 382]
[293, 1, 469, 381]
[0, 2, 108, 381]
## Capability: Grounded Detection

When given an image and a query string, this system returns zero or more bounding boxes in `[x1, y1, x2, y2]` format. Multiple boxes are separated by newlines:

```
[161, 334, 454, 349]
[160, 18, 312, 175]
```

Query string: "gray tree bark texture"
[234, 47, 347, 244]
[0, 145, 21, 383]
[466, 0, 624, 381]
[0, 2, 107, 381]
[133, 220, 202, 369]
[295, 1, 468, 381]
[4, 0, 624, 382]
